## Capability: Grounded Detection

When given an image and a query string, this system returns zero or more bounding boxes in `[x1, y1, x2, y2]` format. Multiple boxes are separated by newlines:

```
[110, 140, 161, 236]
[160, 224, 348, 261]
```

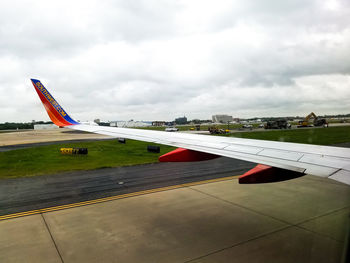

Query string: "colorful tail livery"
[31, 79, 79, 126]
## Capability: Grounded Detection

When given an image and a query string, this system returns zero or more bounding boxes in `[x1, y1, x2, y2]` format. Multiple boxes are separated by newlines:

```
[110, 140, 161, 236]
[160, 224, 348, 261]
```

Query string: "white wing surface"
[31, 79, 350, 185]
[68, 124, 350, 185]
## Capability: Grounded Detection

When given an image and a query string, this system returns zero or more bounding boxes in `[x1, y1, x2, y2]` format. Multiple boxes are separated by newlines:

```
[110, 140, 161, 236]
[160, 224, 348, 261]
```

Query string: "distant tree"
[0, 121, 52, 130]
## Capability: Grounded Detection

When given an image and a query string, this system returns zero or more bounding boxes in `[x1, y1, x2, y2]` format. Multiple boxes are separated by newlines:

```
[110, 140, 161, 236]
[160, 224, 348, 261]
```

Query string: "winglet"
[31, 79, 79, 126]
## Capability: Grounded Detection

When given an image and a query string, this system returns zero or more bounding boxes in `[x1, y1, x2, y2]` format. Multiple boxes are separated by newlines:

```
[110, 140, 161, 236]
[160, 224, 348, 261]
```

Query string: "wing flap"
[299, 154, 350, 170]
[258, 149, 304, 162]
[328, 170, 350, 185]
[224, 145, 263, 155]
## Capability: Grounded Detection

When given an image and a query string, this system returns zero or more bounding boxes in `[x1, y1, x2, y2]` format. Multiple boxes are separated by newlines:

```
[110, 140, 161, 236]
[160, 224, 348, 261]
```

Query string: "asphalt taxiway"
[0, 157, 255, 216]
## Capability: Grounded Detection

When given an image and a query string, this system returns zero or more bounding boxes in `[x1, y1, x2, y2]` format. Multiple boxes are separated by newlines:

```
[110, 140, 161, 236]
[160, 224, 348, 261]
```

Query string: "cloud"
[0, 0, 349, 122]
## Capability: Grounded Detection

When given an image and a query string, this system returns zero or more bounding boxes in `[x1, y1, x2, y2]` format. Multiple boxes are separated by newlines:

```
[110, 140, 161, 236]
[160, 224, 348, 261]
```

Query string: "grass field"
[0, 140, 174, 179]
[228, 126, 350, 145]
[1, 126, 349, 179]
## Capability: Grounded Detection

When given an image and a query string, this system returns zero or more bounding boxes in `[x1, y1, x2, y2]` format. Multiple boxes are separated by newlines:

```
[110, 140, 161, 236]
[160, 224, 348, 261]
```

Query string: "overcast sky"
[0, 0, 349, 122]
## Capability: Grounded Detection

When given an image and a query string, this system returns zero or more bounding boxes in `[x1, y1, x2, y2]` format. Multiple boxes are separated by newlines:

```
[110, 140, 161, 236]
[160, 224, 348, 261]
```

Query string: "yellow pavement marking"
[0, 175, 239, 221]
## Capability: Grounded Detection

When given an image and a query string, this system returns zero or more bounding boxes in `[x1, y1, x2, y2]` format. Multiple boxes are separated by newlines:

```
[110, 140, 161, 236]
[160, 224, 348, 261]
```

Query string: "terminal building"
[152, 121, 166, 126]
[212, 114, 233, 123]
[175, 116, 187, 125]
[111, 120, 149, 128]
[34, 124, 58, 130]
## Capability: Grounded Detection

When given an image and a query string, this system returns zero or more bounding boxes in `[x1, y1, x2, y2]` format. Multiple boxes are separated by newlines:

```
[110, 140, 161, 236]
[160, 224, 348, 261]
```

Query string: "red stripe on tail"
[33, 85, 72, 126]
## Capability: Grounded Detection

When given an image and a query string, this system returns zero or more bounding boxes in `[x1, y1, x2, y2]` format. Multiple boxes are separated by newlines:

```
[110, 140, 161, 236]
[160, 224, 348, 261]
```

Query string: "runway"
[0, 128, 109, 147]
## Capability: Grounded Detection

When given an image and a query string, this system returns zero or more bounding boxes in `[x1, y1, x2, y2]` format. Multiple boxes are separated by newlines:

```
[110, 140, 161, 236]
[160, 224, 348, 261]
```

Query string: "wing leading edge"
[31, 79, 350, 185]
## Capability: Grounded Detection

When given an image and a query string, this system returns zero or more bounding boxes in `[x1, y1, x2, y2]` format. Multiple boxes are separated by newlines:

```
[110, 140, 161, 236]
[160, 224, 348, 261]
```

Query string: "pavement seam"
[41, 213, 64, 263]
[184, 220, 346, 263]
[293, 206, 350, 243]
[299, 176, 350, 187]
[189, 187, 347, 243]
[183, 192, 347, 262]
[188, 187, 293, 226]
[295, 224, 345, 244]
[295, 205, 350, 226]
[183, 225, 294, 263]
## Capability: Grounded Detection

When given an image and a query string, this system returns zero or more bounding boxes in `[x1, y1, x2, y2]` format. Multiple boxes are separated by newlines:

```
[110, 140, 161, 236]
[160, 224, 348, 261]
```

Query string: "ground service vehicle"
[165, 127, 179, 132]
[265, 120, 291, 129]
[242, 124, 253, 129]
[314, 118, 328, 127]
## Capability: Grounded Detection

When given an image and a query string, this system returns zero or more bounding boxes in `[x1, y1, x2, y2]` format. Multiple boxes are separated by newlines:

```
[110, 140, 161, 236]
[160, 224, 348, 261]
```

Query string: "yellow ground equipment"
[208, 126, 228, 135]
[60, 148, 88, 155]
[190, 125, 201, 131]
[298, 112, 328, 128]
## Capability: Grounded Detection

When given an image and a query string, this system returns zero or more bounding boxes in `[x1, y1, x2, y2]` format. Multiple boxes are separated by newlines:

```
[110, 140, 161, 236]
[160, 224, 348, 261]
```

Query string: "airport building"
[212, 114, 233, 123]
[152, 121, 166, 126]
[175, 116, 187, 125]
[111, 120, 149, 127]
[34, 124, 58, 130]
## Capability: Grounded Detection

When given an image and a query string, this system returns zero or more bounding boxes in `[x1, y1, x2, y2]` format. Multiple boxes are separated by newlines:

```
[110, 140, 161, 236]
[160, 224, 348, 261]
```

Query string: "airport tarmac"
[1, 129, 350, 262]
[0, 128, 109, 147]
[0, 174, 349, 263]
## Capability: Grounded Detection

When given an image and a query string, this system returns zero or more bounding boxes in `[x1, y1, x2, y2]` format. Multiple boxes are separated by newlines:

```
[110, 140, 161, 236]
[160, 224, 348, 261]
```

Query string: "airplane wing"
[31, 79, 350, 185]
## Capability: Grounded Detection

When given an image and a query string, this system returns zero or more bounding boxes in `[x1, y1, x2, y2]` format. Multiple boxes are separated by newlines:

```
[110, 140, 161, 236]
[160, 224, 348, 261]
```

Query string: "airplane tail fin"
[31, 79, 79, 127]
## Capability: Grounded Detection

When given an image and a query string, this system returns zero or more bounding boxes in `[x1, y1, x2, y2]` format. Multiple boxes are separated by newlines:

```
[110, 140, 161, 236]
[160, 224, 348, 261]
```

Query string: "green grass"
[0, 140, 175, 179]
[228, 126, 350, 145]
